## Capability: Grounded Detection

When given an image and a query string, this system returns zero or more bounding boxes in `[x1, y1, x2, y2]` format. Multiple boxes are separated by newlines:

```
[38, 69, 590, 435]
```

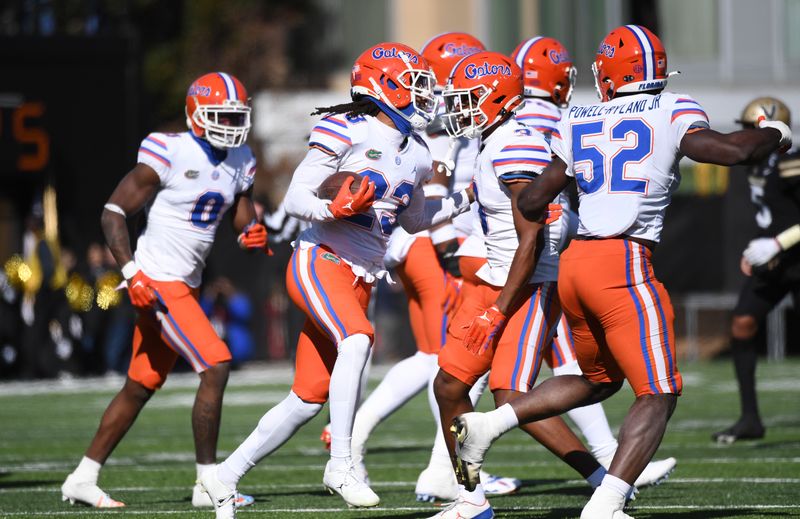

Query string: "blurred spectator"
[201, 277, 254, 366]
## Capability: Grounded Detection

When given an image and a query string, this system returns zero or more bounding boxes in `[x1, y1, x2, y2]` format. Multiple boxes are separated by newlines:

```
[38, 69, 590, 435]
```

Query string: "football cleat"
[320, 423, 332, 450]
[451, 413, 498, 491]
[415, 464, 459, 503]
[61, 474, 125, 508]
[192, 482, 255, 508]
[712, 419, 765, 445]
[323, 460, 380, 508]
[199, 467, 236, 519]
[597, 454, 677, 488]
[427, 494, 495, 518]
[581, 486, 634, 519]
[480, 470, 521, 496]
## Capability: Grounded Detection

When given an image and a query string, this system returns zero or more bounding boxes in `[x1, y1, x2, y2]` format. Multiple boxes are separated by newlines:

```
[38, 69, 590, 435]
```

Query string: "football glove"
[757, 115, 792, 151]
[238, 220, 273, 255]
[126, 269, 157, 310]
[443, 273, 463, 318]
[328, 177, 376, 219]
[743, 237, 781, 267]
[463, 304, 506, 355]
[545, 203, 563, 225]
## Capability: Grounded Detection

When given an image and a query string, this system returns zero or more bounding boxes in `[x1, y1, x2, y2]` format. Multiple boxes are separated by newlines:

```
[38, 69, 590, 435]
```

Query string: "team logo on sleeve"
[211, 171, 220, 180]
[321, 252, 341, 264]
[365, 149, 382, 160]
[184, 170, 200, 179]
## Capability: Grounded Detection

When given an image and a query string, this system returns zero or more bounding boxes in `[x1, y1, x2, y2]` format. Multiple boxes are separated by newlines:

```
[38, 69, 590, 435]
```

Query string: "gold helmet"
[736, 97, 791, 127]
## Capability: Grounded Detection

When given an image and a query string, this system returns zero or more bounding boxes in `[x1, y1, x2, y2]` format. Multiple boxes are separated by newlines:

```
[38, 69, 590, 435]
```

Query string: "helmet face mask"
[185, 72, 251, 149]
[396, 67, 438, 130]
[442, 84, 490, 139]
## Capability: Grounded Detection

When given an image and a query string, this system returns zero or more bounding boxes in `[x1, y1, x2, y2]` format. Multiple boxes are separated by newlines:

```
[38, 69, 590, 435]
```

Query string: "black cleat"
[712, 418, 765, 444]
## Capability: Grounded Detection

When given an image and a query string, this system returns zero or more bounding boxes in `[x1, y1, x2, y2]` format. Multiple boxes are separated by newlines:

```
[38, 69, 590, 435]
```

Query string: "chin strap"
[364, 97, 413, 136]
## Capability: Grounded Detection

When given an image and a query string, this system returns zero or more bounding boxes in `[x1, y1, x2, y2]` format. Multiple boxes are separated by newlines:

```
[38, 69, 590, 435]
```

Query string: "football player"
[713, 98, 800, 444]
[350, 32, 522, 503]
[450, 25, 792, 519]
[429, 50, 606, 519]
[61, 72, 266, 509]
[200, 42, 474, 517]
[512, 35, 676, 486]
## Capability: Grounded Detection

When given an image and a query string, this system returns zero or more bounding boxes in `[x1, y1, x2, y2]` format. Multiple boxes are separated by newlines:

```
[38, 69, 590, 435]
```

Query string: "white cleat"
[581, 486, 634, 519]
[597, 454, 677, 488]
[451, 413, 498, 491]
[415, 464, 459, 502]
[427, 494, 495, 518]
[323, 460, 380, 508]
[480, 470, 521, 496]
[192, 482, 255, 508]
[199, 467, 236, 519]
[61, 473, 125, 508]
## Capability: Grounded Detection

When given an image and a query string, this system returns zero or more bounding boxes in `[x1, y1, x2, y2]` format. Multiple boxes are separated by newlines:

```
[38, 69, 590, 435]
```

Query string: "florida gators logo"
[371, 46, 419, 64]
[549, 49, 571, 64]
[464, 62, 512, 79]
[444, 43, 483, 58]
[188, 85, 212, 97]
[598, 42, 615, 58]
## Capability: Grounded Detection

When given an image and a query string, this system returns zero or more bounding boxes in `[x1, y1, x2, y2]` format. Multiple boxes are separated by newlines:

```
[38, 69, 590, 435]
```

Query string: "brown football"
[317, 171, 363, 200]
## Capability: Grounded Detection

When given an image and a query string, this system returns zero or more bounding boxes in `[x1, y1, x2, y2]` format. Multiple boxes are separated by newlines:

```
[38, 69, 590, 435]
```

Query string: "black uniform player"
[714, 97, 800, 444]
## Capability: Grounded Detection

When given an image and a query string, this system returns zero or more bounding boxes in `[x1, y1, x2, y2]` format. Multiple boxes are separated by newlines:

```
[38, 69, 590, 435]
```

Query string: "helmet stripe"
[625, 25, 654, 81]
[217, 72, 238, 101]
[514, 37, 542, 69]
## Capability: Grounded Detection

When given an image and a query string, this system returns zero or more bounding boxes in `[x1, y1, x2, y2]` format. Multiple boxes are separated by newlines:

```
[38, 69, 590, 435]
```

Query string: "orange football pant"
[438, 267, 561, 392]
[394, 237, 448, 354]
[558, 239, 682, 397]
[286, 245, 373, 404]
[128, 280, 230, 390]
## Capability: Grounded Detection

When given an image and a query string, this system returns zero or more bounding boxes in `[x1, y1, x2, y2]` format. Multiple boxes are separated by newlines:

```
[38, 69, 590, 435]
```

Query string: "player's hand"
[740, 255, 753, 277]
[328, 177, 376, 219]
[544, 203, 563, 225]
[127, 269, 157, 310]
[238, 220, 273, 255]
[443, 273, 463, 318]
[757, 115, 792, 152]
[743, 237, 781, 267]
[462, 304, 506, 355]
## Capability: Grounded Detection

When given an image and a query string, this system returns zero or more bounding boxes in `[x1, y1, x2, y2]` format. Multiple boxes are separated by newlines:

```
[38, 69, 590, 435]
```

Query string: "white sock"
[353, 352, 435, 462]
[469, 372, 489, 407]
[459, 483, 486, 502]
[217, 391, 321, 487]
[196, 463, 214, 481]
[329, 333, 372, 468]
[485, 403, 519, 436]
[586, 466, 607, 488]
[73, 456, 101, 483]
[427, 365, 453, 468]
[600, 473, 631, 498]
[554, 361, 619, 460]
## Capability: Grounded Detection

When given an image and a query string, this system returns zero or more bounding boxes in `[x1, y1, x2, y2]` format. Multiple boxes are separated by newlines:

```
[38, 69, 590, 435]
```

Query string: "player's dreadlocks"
[311, 97, 380, 118]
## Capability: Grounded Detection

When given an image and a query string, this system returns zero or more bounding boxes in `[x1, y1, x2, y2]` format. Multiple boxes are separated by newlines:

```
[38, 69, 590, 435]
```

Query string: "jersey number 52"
[571, 118, 653, 195]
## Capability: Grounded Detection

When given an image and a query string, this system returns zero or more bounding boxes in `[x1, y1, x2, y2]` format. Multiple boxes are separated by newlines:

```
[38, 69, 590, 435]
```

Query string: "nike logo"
[132, 281, 144, 289]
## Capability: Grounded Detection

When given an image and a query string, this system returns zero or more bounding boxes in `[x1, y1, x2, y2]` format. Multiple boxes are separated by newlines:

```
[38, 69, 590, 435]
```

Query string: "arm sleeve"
[283, 147, 339, 222]
[137, 133, 174, 182]
[397, 186, 472, 234]
[670, 95, 710, 143]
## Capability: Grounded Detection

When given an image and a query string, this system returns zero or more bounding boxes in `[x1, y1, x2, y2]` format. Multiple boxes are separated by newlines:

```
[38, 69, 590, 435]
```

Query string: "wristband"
[776, 224, 800, 250]
[430, 224, 457, 245]
[104, 203, 127, 218]
[121, 261, 138, 280]
[423, 184, 449, 198]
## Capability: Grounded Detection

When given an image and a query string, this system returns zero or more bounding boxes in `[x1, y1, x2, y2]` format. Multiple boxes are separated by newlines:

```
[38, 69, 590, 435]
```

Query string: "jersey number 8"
[571, 118, 652, 195]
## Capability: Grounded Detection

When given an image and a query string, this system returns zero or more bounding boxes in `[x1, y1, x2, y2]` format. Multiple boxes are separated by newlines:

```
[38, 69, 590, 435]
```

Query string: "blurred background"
[0, 0, 798, 380]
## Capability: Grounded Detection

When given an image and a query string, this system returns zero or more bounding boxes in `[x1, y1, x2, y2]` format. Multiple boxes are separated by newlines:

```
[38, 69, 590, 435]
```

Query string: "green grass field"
[1, 360, 798, 518]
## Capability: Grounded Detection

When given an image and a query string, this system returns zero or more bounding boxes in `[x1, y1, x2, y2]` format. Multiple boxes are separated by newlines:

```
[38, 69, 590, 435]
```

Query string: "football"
[317, 171, 363, 200]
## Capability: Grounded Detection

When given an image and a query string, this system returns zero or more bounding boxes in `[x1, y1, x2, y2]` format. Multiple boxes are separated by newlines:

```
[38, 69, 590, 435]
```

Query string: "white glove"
[758, 117, 792, 149]
[743, 237, 781, 266]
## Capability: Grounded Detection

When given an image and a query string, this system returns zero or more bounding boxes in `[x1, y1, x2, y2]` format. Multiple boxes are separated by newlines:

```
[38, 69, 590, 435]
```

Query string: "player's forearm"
[399, 188, 472, 233]
[495, 232, 538, 314]
[101, 209, 134, 268]
[284, 183, 334, 222]
[232, 196, 257, 233]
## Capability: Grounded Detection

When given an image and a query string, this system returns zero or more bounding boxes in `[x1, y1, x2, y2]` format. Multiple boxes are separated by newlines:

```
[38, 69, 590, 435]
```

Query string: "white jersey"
[290, 114, 436, 276]
[457, 98, 570, 261]
[134, 132, 256, 287]
[473, 118, 563, 286]
[552, 92, 709, 242]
